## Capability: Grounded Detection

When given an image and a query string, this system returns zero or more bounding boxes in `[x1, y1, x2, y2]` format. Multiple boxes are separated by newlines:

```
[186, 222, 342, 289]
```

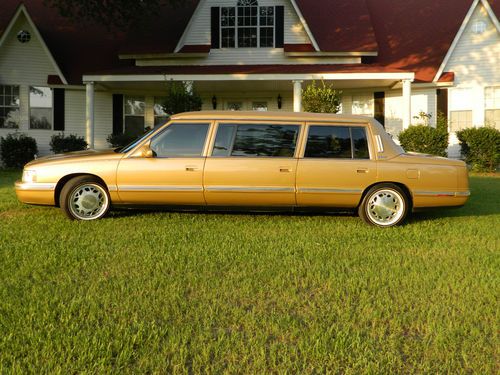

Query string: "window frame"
[29, 86, 53, 130]
[219, 2, 276, 49]
[0, 84, 20, 129]
[449, 110, 473, 132]
[123, 95, 146, 135]
[209, 121, 302, 158]
[302, 123, 373, 160]
[149, 121, 211, 158]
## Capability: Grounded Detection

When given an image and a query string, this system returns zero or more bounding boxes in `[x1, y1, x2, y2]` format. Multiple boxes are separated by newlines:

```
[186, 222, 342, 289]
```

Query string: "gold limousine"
[15, 111, 469, 227]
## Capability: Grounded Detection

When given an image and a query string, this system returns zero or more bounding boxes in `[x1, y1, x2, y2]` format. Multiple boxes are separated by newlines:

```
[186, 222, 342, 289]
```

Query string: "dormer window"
[219, 0, 276, 48]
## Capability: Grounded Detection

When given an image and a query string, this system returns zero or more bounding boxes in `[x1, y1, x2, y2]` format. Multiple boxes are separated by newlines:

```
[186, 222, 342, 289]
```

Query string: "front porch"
[82, 69, 416, 148]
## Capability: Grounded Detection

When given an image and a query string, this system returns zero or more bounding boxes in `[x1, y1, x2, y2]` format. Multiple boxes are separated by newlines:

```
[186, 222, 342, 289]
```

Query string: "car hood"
[25, 149, 120, 167]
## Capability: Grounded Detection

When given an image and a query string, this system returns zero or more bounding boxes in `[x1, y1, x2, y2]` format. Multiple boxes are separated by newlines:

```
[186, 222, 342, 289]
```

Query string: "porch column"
[402, 79, 412, 129]
[85, 82, 95, 149]
[293, 80, 303, 112]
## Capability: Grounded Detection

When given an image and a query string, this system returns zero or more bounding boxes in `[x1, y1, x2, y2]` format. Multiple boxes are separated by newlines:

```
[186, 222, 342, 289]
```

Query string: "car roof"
[170, 111, 374, 123]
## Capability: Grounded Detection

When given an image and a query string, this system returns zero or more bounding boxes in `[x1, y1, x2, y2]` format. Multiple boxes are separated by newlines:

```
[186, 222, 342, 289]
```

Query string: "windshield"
[116, 127, 158, 153]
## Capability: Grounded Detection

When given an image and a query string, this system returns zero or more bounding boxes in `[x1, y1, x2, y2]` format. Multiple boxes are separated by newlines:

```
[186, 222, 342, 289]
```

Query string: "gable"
[176, 0, 313, 51]
[0, 8, 64, 85]
[441, 0, 500, 85]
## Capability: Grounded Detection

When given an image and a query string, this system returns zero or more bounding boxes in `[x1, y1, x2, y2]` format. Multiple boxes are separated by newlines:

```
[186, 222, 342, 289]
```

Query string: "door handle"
[279, 167, 292, 173]
[357, 168, 369, 174]
[185, 166, 199, 171]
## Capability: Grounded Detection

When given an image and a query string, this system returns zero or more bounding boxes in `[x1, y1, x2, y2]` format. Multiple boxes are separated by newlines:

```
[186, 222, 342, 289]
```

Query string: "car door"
[203, 122, 301, 206]
[296, 123, 377, 207]
[116, 122, 211, 205]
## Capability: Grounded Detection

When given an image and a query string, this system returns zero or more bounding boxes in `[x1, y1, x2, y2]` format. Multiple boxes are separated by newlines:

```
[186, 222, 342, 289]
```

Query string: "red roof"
[1, 0, 496, 84]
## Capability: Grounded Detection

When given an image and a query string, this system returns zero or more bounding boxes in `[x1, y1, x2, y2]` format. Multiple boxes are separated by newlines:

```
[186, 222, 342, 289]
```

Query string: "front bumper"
[15, 181, 56, 205]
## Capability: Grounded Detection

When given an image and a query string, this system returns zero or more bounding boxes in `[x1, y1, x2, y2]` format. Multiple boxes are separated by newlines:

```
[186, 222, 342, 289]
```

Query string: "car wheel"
[60, 176, 110, 221]
[358, 183, 410, 227]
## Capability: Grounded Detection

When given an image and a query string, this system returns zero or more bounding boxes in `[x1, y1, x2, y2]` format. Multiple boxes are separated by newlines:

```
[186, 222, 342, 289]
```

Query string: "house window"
[220, 0, 275, 48]
[485, 86, 500, 129]
[352, 95, 374, 116]
[154, 96, 169, 127]
[124, 95, 145, 136]
[0, 85, 20, 129]
[252, 101, 268, 111]
[30, 86, 52, 129]
[450, 110, 472, 132]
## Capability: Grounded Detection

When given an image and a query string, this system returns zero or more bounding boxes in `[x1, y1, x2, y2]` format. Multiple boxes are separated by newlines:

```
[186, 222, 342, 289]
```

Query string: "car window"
[305, 125, 370, 159]
[150, 123, 209, 157]
[213, 123, 299, 157]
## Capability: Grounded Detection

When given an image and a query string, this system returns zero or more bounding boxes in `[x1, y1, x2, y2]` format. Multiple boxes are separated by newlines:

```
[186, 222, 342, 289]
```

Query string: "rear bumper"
[412, 190, 470, 208]
[15, 181, 56, 205]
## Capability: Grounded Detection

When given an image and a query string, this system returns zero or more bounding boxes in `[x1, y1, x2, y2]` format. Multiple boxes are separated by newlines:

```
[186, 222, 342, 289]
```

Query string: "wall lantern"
[277, 94, 282, 109]
[212, 95, 217, 110]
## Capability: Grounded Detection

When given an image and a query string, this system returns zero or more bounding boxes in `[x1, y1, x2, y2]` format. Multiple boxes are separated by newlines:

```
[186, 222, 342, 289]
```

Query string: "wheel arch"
[358, 181, 413, 210]
[54, 173, 108, 207]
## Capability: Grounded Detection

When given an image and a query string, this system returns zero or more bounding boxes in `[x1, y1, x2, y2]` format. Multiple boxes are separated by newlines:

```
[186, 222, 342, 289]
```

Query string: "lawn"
[0, 170, 498, 374]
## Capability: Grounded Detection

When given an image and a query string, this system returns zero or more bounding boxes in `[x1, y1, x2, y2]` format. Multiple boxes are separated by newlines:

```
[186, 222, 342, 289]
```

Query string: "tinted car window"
[213, 123, 299, 157]
[150, 123, 209, 157]
[305, 126, 352, 158]
[351, 127, 370, 159]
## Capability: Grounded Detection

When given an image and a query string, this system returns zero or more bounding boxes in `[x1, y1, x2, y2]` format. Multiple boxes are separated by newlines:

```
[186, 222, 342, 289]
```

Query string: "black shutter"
[112, 94, 124, 135]
[437, 89, 448, 122]
[275, 6, 284, 48]
[374, 91, 385, 126]
[53, 88, 65, 131]
[211, 7, 220, 49]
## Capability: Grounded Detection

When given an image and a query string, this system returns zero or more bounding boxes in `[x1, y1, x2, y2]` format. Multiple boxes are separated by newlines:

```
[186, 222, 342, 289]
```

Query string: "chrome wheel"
[365, 188, 405, 226]
[68, 183, 109, 220]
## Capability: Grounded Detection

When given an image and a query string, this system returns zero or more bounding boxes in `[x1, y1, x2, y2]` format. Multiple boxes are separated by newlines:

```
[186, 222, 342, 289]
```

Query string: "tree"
[160, 81, 202, 116]
[43, 0, 181, 30]
[302, 80, 342, 113]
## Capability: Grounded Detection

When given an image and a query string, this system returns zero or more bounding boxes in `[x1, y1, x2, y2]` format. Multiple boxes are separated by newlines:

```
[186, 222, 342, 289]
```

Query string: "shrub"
[50, 133, 87, 154]
[160, 81, 202, 115]
[106, 133, 138, 148]
[398, 112, 449, 157]
[0, 133, 38, 169]
[456, 127, 500, 172]
[302, 80, 342, 113]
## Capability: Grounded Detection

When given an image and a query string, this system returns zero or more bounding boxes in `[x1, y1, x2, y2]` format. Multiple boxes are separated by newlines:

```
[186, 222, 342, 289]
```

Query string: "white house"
[0, 0, 499, 157]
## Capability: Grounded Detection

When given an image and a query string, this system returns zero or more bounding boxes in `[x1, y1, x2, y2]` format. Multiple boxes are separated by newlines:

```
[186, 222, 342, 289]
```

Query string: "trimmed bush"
[107, 133, 138, 148]
[302, 80, 342, 113]
[0, 133, 38, 169]
[50, 133, 87, 154]
[398, 113, 448, 157]
[456, 127, 500, 172]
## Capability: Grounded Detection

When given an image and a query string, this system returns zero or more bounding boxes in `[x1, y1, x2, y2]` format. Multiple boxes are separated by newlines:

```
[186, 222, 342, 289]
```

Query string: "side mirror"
[141, 143, 154, 158]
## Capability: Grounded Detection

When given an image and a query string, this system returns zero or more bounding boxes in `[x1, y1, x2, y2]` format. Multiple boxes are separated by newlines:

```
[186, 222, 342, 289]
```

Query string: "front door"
[203, 122, 301, 206]
[296, 124, 377, 207]
[116, 122, 211, 205]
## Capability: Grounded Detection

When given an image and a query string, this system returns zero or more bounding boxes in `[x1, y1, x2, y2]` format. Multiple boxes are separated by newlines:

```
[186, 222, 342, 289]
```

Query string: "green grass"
[0, 170, 498, 374]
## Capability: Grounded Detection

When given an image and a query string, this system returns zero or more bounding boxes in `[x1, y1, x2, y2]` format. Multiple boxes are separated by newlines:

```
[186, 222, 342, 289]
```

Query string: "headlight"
[22, 170, 37, 183]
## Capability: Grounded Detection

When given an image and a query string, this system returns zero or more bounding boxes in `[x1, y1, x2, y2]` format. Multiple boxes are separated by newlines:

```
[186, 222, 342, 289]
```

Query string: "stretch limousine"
[15, 111, 469, 227]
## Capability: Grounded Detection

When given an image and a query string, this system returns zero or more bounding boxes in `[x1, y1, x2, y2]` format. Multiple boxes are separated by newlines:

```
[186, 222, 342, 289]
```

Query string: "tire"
[60, 176, 110, 221]
[358, 183, 410, 227]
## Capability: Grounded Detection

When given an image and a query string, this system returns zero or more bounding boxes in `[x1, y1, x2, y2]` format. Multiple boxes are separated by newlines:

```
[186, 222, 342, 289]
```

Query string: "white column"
[402, 79, 412, 129]
[293, 80, 303, 112]
[85, 82, 95, 149]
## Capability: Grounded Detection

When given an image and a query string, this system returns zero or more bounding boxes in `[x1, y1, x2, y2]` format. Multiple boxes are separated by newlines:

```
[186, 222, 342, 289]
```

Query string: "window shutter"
[53, 88, 65, 131]
[374, 91, 385, 126]
[112, 94, 124, 135]
[211, 7, 220, 49]
[275, 6, 284, 48]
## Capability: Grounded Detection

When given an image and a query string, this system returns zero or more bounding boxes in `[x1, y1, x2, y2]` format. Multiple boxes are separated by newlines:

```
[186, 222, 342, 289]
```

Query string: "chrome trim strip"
[15, 182, 56, 191]
[298, 188, 363, 194]
[107, 185, 118, 192]
[205, 186, 295, 193]
[119, 185, 203, 192]
[375, 135, 384, 153]
[414, 190, 471, 197]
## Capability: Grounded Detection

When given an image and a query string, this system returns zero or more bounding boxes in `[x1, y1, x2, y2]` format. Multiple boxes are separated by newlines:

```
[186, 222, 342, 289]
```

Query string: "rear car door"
[296, 123, 377, 207]
[203, 122, 301, 206]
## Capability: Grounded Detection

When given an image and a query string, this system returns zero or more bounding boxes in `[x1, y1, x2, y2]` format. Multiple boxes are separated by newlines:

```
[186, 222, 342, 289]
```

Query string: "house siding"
[442, 1, 500, 156]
